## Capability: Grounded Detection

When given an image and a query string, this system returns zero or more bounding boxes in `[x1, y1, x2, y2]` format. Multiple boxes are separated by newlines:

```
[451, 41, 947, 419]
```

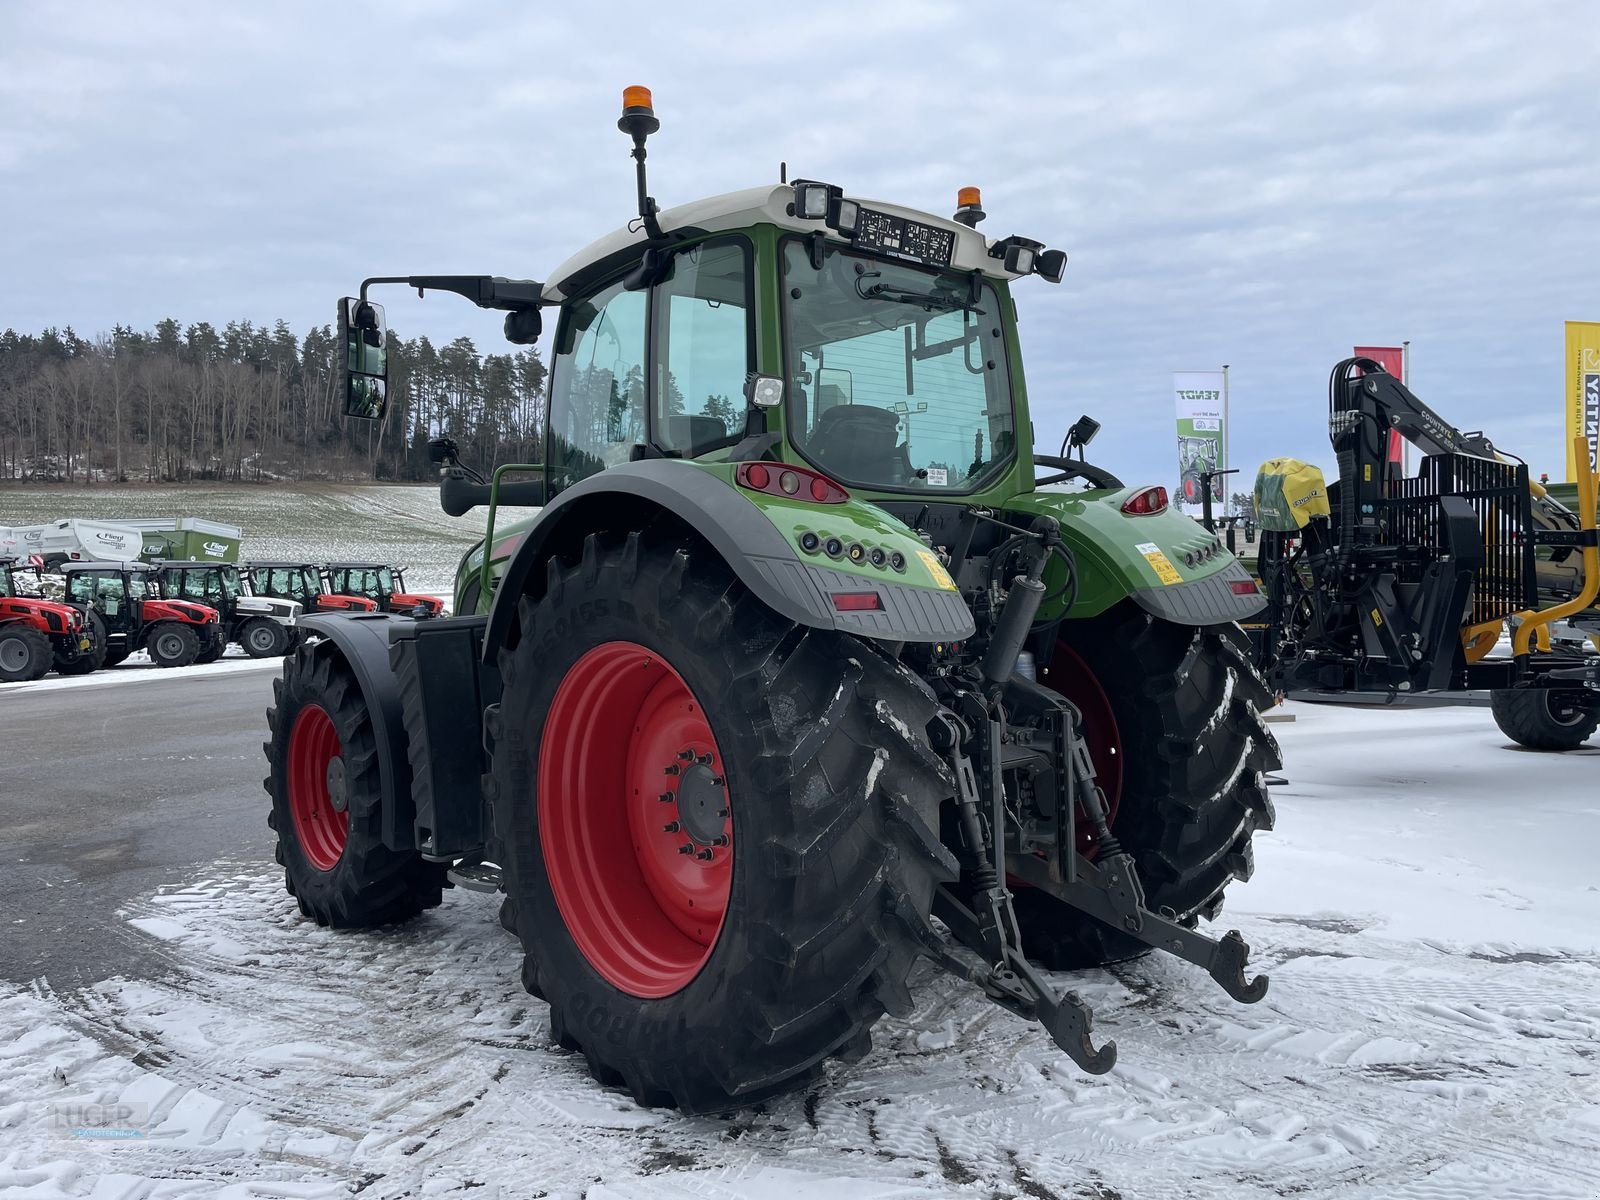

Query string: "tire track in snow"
[1, 865, 1597, 1198]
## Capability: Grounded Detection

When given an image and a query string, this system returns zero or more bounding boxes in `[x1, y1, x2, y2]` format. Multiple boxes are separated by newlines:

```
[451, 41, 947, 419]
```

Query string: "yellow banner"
[1566, 321, 1600, 481]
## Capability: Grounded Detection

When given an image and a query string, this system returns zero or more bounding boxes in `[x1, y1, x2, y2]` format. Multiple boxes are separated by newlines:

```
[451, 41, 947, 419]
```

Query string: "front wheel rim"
[157, 632, 183, 660]
[539, 640, 733, 998]
[0, 637, 29, 673]
[287, 703, 348, 870]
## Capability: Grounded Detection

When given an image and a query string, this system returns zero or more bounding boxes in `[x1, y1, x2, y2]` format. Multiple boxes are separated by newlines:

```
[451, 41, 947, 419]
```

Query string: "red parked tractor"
[0, 557, 102, 681]
[321, 563, 443, 615]
[61, 562, 224, 668]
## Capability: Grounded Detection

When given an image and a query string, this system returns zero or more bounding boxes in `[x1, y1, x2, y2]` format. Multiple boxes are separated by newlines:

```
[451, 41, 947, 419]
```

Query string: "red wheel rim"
[1046, 644, 1123, 858]
[539, 641, 733, 998]
[287, 703, 348, 871]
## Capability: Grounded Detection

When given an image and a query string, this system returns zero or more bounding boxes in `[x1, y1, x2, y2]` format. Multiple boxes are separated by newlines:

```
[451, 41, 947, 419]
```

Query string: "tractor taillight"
[1121, 486, 1169, 516]
[736, 462, 849, 504]
[1231, 580, 1259, 595]
[830, 592, 884, 612]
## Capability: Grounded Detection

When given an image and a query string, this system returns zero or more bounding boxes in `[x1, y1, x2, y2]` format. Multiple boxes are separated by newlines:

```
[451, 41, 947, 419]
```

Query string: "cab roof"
[542, 183, 1029, 303]
[62, 561, 157, 574]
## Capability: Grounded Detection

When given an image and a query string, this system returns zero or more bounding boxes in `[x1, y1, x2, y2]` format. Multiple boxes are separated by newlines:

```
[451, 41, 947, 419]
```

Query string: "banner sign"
[1354, 346, 1406, 465]
[1173, 370, 1226, 512]
[1565, 322, 1600, 481]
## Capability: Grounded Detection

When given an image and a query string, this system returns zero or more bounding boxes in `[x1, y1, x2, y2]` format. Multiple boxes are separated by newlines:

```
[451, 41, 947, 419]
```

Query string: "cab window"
[548, 279, 648, 488]
[653, 239, 751, 457]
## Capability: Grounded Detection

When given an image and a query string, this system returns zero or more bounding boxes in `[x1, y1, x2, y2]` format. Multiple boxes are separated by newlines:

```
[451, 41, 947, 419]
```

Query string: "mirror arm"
[359, 275, 544, 311]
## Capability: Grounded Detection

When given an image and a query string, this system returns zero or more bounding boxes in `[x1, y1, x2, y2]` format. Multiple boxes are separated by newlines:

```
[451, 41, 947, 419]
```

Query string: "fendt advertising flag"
[1173, 370, 1226, 514]
[1354, 345, 1406, 466]
[1565, 322, 1600, 481]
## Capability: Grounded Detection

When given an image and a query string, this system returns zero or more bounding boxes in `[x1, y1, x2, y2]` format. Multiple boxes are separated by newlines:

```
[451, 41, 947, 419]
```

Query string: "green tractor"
[265, 89, 1279, 1113]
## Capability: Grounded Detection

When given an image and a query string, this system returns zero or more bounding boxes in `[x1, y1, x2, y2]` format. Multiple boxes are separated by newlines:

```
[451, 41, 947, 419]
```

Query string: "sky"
[2, 1, 1596, 488]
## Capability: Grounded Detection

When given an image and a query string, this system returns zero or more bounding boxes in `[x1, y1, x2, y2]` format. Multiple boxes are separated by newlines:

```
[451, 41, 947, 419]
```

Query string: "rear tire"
[1490, 687, 1599, 750]
[0, 625, 52, 682]
[52, 611, 107, 676]
[147, 622, 201, 668]
[242, 617, 289, 658]
[492, 532, 956, 1113]
[1018, 603, 1281, 970]
[264, 642, 447, 927]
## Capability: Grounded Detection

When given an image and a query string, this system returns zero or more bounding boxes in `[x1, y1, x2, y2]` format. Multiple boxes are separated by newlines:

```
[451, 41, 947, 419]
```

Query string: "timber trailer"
[1250, 357, 1600, 749]
[265, 89, 1280, 1112]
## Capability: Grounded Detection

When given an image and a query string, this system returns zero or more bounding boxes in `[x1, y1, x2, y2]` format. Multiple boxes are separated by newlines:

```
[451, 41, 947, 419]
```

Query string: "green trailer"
[125, 518, 243, 564]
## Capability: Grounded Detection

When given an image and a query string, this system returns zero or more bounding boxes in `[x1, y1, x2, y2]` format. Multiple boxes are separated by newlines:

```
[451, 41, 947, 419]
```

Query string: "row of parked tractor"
[0, 557, 443, 683]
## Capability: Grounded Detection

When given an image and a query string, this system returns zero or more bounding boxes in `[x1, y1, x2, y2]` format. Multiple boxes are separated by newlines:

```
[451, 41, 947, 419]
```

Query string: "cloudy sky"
[3, 2, 1595, 484]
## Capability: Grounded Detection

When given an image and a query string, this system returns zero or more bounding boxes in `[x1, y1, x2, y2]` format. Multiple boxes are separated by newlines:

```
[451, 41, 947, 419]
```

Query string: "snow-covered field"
[2, 702, 1597, 1199]
[0, 484, 485, 598]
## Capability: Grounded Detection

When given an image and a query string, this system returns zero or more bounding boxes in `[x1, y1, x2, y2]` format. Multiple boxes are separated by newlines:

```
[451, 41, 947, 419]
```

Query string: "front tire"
[53, 611, 107, 676]
[242, 617, 290, 658]
[0, 626, 52, 682]
[264, 642, 447, 926]
[493, 532, 956, 1113]
[1020, 603, 1281, 969]
[147, 622, 201, 667]
[1490, 687, 1599, 750]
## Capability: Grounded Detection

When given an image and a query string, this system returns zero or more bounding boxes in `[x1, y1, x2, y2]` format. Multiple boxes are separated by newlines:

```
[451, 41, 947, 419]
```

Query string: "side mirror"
[338, 297, 389, 420]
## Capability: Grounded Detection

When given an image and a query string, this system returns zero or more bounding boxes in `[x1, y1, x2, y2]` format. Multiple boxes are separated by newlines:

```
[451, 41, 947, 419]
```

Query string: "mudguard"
[294, 611, 418, 851]
[1008, 488, 1267, 625]
[481, 459, 975, 660]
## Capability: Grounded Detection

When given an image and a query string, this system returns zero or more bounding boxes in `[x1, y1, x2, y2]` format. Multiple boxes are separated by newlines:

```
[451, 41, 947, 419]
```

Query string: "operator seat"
[807, 403, 906, 483]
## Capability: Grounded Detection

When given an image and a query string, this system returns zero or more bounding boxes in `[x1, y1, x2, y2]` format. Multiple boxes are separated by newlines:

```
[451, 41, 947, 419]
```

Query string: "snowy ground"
[0, 484, 484, 598]
[2, 702, 1597, 1199]
[0, 650, 281, 697]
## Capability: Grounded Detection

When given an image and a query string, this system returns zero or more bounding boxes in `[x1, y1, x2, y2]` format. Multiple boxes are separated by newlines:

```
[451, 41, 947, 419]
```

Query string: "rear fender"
[481, 459, 975, 662]
[1008, 488, 1266, 625]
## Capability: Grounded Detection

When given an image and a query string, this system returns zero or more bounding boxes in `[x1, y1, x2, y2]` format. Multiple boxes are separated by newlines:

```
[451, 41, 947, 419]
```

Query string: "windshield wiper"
[856, 277, 984, 316]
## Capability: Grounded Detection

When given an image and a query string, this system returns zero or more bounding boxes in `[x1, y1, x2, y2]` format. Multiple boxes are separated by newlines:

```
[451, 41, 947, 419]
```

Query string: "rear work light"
[736, 462, 849, 504]
[830, 592, 884, 612]
[1120, 485, 1169, 516]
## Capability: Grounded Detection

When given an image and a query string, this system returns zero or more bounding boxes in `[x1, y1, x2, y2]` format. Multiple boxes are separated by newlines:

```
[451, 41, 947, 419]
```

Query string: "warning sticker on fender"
[1134, 542, 1183, 586]
[916, 549, 958, 591]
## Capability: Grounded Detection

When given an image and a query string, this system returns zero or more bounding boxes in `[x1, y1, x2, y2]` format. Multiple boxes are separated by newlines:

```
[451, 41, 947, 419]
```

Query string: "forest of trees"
[0, 319, 547, 484]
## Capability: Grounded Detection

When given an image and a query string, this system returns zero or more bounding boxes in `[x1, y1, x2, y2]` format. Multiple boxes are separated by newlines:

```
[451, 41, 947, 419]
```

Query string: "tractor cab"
[247, 561, 379, 613]
[321, 563, 442, 616]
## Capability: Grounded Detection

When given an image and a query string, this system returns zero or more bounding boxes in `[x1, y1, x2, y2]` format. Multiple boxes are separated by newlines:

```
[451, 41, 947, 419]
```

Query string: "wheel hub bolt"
[711, 834, 729, 847]
[662, 821, 681, 834]
[695, 753, 714, 766]
[658, 792, 675, 803]
[677, 749, 695, 761]
[325, 758, 348, 813]
[663, 764, 680, 776]
[678, 843, 694, 855]
[695, 848, 714, 861]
